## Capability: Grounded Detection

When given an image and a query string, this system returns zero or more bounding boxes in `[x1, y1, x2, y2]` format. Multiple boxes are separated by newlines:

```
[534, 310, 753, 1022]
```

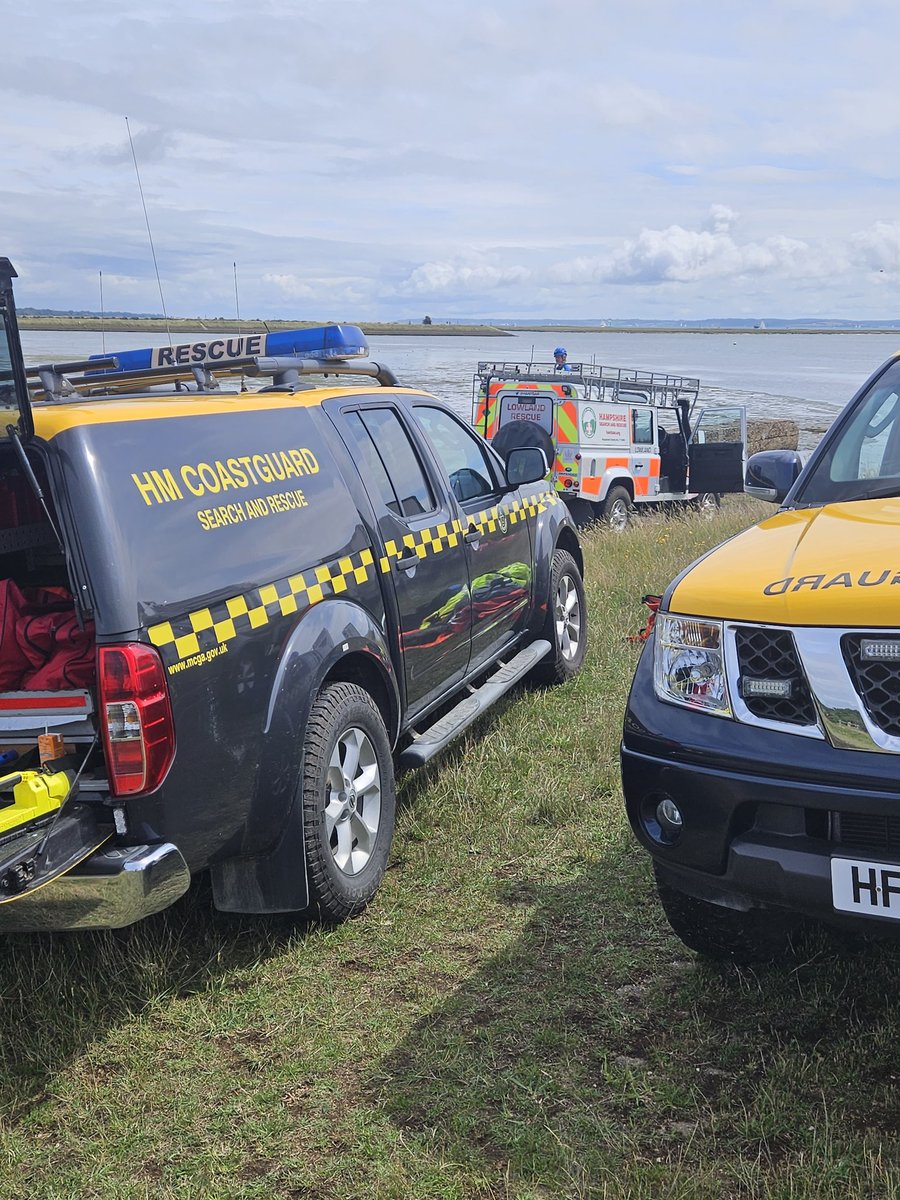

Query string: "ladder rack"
[475, 360, 700, 408]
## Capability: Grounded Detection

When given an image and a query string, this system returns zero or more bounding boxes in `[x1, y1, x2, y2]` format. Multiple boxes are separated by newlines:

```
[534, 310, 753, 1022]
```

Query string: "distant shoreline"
[17, 317, 513, 337]
[17, 316, 900, 337]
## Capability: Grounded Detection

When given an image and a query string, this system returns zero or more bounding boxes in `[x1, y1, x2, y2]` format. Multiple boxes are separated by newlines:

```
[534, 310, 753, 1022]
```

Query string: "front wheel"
[301, 682, 396, 923]
[602, 485, 633, 532]
[532, 549, 587, 685]
[654, 867, 798, 963]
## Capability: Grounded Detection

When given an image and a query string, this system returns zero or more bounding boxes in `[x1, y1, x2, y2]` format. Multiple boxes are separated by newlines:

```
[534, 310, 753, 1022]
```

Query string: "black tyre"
[301, 682, 396, 923]
[692, 492, 721, 518]
[654, 866, 798, 964]
[532, 549, 587, 685]
[491, 419, 555, 470]
[602, 484, 633, 532]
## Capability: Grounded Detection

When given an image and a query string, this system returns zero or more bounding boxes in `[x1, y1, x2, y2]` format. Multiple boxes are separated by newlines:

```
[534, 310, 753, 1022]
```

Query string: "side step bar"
[399, 639, 551, 769]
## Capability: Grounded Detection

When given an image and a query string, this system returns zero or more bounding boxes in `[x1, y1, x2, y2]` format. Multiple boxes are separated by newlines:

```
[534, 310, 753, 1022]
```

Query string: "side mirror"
[745, 449, 803, 504]
[505, 446, 548, 488]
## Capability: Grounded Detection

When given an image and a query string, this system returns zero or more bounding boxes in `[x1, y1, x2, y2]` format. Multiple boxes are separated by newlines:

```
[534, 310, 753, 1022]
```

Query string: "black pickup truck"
[0, 257, 586, 931]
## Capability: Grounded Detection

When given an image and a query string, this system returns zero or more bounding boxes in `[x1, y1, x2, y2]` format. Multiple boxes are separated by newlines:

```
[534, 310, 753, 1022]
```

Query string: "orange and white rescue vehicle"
[472, 359, 747, 529]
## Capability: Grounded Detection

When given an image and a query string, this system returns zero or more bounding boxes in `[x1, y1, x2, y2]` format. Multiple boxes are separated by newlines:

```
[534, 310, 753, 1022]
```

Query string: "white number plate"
[831, 856, 900, 920]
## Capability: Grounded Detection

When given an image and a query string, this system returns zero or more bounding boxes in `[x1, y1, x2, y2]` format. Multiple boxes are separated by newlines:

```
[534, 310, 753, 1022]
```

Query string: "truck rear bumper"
[0, 841, 190, 932]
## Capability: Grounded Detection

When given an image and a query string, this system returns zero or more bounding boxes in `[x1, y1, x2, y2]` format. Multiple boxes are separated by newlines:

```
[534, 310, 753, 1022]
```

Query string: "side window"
[632, 408, 653, 446]
[343, 411, 400, 515]
[413, 404, 496, 504]
[356, 407, 436, 519]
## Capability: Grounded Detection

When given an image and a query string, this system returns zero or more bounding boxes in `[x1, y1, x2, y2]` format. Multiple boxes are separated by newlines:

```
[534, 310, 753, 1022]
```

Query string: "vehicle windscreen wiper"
[856, 480, 900, 501]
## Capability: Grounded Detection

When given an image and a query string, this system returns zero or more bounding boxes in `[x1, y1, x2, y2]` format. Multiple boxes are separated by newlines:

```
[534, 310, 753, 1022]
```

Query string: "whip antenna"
[233, 260, 247, 392]
[125, 115, 172, 347]
[98, 269, 106, 356]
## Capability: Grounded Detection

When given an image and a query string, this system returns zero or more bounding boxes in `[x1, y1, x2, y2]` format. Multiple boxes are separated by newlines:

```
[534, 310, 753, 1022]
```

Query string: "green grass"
[3, 497, 900, 1199]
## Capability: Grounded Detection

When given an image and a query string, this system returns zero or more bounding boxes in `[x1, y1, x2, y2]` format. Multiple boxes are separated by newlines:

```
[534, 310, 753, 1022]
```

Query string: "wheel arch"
[555, 524, 584, 578]
[211, 598, 399, 914]
[602, 474, 635, 502]
[321, 649, 399, 746]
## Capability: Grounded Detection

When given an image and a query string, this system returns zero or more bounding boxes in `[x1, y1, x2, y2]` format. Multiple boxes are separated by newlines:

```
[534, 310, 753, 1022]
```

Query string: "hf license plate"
[831, 856, 900, 920]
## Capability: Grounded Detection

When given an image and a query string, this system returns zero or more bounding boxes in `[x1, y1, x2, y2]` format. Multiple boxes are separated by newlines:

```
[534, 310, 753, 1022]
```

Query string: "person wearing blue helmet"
[553, 347, 571, 372]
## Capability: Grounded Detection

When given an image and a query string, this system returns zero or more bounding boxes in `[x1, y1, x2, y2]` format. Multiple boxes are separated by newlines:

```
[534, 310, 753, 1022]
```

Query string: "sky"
[3, 0, 900, 322]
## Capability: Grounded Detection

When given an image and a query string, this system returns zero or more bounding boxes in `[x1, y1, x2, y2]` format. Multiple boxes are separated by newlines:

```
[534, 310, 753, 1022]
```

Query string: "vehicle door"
[688, 406, 747, 494]
[412, 403, 534, 675]
[629, 404, 657, 499]
[340, 403, 471, 714]
[0, 258, 33, 440]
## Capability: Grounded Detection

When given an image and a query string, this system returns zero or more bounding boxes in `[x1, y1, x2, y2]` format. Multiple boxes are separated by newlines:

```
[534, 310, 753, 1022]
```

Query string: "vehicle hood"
[668, 498, 900, 626]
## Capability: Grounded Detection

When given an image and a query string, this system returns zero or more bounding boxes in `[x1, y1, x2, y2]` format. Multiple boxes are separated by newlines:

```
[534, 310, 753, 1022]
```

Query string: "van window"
[632, 408, 653, 446]
[413, 405, 495, 503]
[357, 407, 436, 519]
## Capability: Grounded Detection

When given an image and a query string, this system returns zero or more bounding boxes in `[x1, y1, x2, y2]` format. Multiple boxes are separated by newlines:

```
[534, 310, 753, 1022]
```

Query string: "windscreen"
[796, 359, 900, 505]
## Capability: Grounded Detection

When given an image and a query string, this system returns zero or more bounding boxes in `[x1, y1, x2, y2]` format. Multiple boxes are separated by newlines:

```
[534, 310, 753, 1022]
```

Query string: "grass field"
[2, 497, 900, 1199]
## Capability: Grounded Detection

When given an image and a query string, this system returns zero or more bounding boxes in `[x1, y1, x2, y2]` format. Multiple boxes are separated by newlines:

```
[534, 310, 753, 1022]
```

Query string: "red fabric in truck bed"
[0, 581, 95, 690]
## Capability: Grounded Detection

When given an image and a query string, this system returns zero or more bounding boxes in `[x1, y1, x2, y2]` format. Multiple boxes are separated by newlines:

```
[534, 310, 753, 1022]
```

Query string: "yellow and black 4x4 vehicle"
[0, 257, 585, 932]
[623, 350, 900, 961]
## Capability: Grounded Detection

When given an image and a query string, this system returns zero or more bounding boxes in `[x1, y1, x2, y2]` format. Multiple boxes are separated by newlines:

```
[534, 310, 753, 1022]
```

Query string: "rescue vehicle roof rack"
[22, 325, 401, 402]
[475, 361, 700, 408]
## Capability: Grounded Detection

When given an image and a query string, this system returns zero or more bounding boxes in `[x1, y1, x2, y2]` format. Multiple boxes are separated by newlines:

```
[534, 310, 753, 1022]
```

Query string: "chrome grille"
[734, 627, 818, 726]
[843, 635, 900, 737]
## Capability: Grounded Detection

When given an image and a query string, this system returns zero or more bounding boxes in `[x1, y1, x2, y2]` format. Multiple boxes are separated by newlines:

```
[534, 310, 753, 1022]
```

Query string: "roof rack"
[475, 360, 700, 408]
[23, 326, 401, 403]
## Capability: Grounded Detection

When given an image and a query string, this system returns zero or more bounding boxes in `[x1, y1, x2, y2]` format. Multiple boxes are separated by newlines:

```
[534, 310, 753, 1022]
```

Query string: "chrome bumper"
[0, 842, 190, 933]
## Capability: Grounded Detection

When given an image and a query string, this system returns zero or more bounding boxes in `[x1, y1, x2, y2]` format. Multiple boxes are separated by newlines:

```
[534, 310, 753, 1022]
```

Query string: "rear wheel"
[693, 492, 721, 518]
[602, 485, 633, 532]
[532, 549, 587, 685]
[301, 682, 395, 923]
[654, 867, 798, 963]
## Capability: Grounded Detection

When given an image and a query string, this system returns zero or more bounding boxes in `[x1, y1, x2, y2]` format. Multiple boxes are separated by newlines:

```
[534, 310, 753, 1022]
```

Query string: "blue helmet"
[554, 346, 567, 357]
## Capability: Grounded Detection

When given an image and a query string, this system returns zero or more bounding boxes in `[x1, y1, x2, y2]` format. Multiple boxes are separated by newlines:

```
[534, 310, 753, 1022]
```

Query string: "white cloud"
[5, 1, 900, 319]
[399, 260, 531, 296]
[851, 222, 900, 275]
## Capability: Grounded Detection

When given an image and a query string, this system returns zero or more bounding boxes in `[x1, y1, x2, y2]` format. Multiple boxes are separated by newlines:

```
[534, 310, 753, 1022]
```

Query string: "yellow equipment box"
[0, 769, 72, 836]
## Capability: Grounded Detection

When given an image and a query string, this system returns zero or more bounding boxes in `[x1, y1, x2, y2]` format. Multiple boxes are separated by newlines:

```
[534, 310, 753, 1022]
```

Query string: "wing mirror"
[505, 446, 549, 488]
[745, 449, 803, 504]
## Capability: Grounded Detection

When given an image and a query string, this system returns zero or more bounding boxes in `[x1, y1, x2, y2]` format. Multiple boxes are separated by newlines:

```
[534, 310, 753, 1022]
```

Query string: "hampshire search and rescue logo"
[581, 407, 597, 438]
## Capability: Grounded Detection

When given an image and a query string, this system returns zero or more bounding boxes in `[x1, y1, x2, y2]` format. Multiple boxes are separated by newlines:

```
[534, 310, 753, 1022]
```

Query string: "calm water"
[21, 328, 900, 454]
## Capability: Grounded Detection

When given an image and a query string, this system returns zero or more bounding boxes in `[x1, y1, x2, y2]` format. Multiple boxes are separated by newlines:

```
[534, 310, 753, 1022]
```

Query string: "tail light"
[98, 644, 175, 795]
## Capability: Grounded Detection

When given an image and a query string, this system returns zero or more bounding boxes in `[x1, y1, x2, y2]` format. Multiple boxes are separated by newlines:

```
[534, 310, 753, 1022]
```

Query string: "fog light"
[640, 792, 684, 846]
[657, 797, 683, 830]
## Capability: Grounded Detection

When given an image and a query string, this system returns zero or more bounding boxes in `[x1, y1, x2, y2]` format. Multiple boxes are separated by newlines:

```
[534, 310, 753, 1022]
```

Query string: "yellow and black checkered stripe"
[149, 488, 560, 664]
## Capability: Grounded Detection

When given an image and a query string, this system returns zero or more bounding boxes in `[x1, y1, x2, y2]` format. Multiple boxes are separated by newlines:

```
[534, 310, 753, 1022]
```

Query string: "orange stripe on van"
[581, 476, 601, 496]
[605, 457, 629, 469]
[633, 476, 650, 496]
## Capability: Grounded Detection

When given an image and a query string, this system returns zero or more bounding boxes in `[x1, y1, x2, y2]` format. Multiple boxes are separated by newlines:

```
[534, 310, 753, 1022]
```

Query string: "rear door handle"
[396, 553, 419, 570]
[464, 527, 481, 545]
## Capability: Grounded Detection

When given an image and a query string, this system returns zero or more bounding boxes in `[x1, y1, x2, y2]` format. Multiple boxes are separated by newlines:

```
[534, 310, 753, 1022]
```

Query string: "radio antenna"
[233, 261, 247, 392]
[125, 115, 172, 347]
[98, 270, 106, 356]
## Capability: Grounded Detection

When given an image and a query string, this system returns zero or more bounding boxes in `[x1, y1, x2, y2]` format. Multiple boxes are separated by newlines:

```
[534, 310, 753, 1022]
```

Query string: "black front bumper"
[622, 638, 900, 929]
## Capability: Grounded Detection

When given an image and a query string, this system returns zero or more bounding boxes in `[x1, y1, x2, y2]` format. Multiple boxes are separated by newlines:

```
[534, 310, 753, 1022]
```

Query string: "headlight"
[653, 613, 732, 717]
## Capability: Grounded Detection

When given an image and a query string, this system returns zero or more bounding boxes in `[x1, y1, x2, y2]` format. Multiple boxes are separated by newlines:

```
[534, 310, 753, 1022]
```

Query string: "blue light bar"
[88, 324, 368, 376]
